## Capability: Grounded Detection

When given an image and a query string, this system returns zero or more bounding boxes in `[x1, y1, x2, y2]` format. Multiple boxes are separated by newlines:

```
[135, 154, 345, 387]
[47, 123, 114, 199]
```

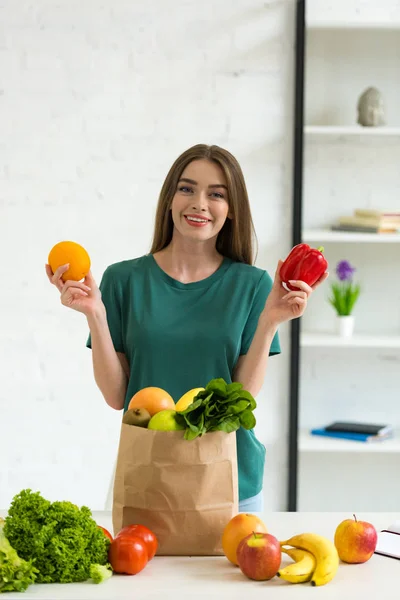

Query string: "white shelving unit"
[301, 333, 400, 348]
[297, 1, 400, 512]
[305, 125, 400, 136]
[307, 21, 400, 31]
[302, 229, 400, 243]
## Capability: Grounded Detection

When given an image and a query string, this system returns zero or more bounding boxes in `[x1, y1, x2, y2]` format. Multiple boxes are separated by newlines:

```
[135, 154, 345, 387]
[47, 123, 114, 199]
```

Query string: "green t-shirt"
[87, 254, 281, 501]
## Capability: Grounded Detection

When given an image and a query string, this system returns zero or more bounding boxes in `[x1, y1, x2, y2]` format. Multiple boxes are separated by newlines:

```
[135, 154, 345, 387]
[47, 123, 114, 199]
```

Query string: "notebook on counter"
[375, 522, 400, 560]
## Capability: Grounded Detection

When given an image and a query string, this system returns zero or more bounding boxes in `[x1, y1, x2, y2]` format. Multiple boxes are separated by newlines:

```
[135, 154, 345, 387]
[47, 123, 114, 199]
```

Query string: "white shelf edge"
[301, 333, 400, 349]
[305, 125, 400, 136]
[302, 229, 400, 243]
[299, 430, 400, 454]
[307, 21, 400, 31]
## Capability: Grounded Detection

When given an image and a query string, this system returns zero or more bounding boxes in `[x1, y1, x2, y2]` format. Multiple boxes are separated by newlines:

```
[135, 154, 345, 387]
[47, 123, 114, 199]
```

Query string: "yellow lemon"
[175, 387, 204, 412]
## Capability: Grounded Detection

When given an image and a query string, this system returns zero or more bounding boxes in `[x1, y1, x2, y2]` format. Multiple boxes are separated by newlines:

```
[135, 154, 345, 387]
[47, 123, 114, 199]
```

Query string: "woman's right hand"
[45, 263, 104, 317]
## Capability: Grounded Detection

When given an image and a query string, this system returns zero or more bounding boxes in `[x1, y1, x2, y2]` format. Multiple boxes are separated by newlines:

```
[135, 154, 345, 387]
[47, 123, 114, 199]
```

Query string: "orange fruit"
[222, 513, 268, 565]
[48, 241, 91, 282]
[128, 387, 175, 417]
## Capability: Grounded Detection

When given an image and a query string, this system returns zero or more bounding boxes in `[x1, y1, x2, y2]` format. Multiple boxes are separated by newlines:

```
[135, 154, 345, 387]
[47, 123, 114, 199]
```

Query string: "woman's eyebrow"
[178, 177, 227, 190]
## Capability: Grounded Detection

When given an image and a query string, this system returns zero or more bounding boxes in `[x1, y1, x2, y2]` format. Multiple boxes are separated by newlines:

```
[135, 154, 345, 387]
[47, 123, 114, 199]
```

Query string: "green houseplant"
[328, 260, 361, 337]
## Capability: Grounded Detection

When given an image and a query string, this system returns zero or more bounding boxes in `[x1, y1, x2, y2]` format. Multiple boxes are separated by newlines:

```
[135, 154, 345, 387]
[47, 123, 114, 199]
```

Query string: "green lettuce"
[4, 489, 110, 584]
[90, 563, 113, 584]
[0, 520, 38, 593]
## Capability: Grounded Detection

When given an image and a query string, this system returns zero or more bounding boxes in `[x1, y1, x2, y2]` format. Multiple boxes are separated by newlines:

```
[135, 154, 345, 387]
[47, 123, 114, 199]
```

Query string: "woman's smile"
[183, 214, 212, 227]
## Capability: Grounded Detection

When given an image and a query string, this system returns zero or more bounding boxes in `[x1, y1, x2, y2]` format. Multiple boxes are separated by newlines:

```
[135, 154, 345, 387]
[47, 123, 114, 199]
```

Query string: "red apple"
[334, 514, 377, 563]
[236, 532, 281, 581]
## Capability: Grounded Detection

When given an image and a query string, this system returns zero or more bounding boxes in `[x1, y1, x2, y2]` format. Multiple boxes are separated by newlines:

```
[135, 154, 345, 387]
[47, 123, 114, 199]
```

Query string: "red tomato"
[98, 525, 113, 542]
[116, 524, 158, 560]
[108, 535, 148, 575]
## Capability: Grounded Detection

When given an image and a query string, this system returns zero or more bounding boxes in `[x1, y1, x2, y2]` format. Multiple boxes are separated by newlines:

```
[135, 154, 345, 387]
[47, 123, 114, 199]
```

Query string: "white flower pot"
[337, 315, 355, 338]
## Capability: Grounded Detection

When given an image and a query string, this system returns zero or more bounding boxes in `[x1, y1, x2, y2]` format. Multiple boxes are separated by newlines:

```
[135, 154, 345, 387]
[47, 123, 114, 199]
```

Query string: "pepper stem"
[353, 514, 357, 522]
[317, 246, 324, 253]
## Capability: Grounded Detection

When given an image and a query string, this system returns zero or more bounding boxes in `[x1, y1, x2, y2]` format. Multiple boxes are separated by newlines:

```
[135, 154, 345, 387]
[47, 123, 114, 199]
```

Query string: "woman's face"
[170, 159, 232, 245]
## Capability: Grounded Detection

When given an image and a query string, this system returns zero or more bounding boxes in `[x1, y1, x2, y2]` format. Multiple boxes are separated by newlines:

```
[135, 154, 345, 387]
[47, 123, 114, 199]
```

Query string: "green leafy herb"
[175, 378, 257, 440]
[0, 520, 38, 593]
[3, 489, 110, 584]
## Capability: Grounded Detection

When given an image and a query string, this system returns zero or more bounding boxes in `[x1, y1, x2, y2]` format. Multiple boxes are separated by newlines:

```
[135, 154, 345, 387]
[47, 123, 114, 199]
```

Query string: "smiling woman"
[46, 143, 327, 511]
[150, 144, 256, 267]
[175, 170, 229, 232]
[161, 159, 233, 268]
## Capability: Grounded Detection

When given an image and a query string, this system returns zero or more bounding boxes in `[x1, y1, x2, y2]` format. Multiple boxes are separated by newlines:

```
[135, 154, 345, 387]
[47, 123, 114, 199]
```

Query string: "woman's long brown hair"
[149, 144, 257, 265]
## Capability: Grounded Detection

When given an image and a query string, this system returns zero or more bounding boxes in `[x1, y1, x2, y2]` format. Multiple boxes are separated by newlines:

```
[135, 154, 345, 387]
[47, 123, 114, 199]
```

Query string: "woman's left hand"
[263, 259, 329, 327]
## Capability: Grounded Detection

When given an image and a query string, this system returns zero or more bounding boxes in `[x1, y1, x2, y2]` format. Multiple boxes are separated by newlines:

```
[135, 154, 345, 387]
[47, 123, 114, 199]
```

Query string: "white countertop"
[1, 510, 399, 599]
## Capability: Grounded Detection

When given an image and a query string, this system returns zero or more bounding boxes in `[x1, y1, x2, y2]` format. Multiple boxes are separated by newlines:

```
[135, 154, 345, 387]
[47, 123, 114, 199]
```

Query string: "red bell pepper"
[280, 243, 328, 291]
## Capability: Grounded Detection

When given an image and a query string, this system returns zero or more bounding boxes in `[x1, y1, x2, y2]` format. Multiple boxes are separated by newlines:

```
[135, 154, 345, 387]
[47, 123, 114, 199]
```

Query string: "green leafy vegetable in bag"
[175, 378, 257, 440]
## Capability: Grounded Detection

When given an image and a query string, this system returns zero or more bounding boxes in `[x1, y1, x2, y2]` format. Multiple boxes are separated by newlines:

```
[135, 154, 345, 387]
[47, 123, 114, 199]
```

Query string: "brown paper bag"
[112, 423, 238, 555]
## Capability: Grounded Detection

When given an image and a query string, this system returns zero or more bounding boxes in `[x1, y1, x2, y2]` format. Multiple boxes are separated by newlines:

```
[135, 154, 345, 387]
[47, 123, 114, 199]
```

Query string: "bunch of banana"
[277, 533, 339, 587]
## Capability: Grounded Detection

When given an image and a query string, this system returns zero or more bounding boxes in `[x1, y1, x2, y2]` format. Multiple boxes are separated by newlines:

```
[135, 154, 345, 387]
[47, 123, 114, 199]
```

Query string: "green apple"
[147, 409, 185, 431]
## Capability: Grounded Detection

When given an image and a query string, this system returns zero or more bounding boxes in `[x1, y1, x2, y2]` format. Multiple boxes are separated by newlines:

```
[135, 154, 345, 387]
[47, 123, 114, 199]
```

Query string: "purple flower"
[336, 260, 356, 281]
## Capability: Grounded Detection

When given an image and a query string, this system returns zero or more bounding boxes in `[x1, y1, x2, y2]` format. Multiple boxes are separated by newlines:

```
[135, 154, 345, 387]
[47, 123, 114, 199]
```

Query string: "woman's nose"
[192, 191, 208, 210]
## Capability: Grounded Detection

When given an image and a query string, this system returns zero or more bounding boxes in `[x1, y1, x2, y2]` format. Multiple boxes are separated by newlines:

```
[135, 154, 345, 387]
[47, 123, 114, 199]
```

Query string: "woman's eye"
[179, 186, 193, 193]
[211, 192, 224, 199]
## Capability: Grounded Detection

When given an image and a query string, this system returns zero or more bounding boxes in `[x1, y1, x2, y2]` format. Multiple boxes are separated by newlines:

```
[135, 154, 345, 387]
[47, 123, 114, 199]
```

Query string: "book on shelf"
[338, 215, 400, 230]
[375, 521, 400, 560]
[354, 209, 400, 219]
[325, 421, 392, 436]
[331, 208, 400, 233]
[310, 421, 393, 443]
[331, 224, 398, 234]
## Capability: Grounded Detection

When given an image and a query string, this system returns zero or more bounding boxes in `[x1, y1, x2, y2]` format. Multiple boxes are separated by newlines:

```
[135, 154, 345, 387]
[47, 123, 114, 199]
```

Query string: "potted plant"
[328, 260, 361, 337]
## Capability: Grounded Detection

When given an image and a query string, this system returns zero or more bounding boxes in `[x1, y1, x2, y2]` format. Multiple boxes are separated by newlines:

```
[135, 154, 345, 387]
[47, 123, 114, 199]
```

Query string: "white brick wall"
[1, 1, 296, 511]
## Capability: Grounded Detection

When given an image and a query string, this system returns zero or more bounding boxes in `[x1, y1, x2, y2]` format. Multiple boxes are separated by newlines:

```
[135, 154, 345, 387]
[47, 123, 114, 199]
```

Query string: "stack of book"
[331, 209, 400, 234]
[310, 421, 393, 443]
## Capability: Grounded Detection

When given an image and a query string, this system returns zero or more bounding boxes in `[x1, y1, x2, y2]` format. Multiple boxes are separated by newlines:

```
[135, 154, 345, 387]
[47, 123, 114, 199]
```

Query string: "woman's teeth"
[185, 216, 209, 223]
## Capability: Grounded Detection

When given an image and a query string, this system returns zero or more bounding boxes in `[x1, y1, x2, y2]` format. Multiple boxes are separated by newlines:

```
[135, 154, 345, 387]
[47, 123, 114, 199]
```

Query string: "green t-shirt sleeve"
[86, 266, 125, 353]
[240, 270, 281, 356]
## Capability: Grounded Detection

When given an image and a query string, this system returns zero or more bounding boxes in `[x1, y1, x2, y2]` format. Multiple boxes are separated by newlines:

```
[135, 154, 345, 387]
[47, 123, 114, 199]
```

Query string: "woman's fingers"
[274, 259, 284, 283]
[83, 270, 98, 291]
[52, 264, 69, 282]
[60, 287, 88, 306]
[46, 263, 99, 314]
[45, 264, 54, 282]
[46, 263, 70, 291]
[288, 296, 307, 306]
[282, 290, 308, 302]
[60, 281, 91, 306]
[84, 270, 94, 284]
[60, 280, 91, 303]
[287, 279, 313, 295]
[62, 279, 91, 293]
